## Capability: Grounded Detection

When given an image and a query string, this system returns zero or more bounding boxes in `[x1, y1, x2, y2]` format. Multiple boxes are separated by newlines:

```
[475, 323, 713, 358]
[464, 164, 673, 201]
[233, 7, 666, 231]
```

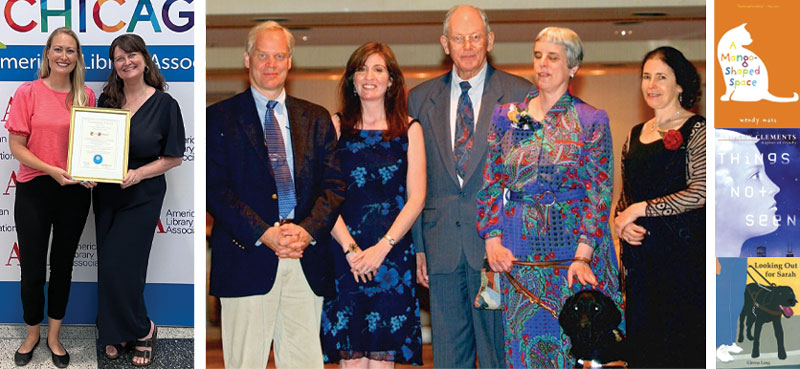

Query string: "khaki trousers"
[220, 259, 324, 369]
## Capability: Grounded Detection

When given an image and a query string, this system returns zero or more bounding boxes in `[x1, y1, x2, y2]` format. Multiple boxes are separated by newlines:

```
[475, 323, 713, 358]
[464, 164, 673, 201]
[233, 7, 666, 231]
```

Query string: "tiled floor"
[0, 324, 193, 369]
[206, 325, 433, 369]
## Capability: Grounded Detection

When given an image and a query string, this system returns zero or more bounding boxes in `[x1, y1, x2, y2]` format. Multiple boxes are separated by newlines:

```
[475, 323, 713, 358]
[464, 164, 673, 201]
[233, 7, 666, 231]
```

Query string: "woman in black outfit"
[95, 34, 185, 367]
[614, 46, 706, 368]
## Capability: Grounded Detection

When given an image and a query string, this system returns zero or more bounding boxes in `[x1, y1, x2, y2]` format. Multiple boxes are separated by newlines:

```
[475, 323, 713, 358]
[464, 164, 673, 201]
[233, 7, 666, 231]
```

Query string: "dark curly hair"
[641, 46, 701, 109]
[338, 42, 407, 140]
[102, 34, 166, 108]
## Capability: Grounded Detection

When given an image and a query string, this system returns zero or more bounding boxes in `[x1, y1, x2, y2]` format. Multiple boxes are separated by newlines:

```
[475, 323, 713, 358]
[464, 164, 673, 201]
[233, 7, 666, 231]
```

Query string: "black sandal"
[132, 326, 157, 367]
[105, 342, 129, 360]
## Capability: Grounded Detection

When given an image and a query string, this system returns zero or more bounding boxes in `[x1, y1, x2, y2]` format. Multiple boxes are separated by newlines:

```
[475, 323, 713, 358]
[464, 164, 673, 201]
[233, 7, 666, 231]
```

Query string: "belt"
[506, 188, 585, 205]
[274, 218, 294, 226]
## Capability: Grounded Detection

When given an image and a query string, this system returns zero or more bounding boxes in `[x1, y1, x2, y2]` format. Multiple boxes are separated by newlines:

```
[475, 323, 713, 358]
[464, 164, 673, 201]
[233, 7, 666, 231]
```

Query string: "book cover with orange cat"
[716, 0, 800, 128]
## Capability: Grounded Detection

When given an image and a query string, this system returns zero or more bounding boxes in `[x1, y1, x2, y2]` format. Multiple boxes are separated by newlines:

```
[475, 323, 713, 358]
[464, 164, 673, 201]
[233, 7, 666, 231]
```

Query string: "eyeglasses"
[448, 33, 485, 45]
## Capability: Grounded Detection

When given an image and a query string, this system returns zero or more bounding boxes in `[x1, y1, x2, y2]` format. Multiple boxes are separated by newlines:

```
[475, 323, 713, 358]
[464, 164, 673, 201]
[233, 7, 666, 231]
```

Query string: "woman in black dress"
[613, 46, 705, 368]
[95, 34, 185, 366]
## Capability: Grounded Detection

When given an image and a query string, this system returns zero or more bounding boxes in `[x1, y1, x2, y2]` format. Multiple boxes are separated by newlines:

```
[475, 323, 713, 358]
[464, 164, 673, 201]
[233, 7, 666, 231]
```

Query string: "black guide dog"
[739, 283, 797, 359]
[559, 290, 626, 368]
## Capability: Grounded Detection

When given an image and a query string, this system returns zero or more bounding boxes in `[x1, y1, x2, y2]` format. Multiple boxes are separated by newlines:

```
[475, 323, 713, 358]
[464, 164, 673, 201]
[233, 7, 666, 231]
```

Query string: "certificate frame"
[67, 106, 131, 183]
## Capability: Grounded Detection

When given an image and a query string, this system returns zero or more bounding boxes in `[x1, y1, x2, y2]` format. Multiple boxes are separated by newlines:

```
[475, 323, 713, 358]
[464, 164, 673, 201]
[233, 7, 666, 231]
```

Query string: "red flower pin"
[662, 129, 683, 150]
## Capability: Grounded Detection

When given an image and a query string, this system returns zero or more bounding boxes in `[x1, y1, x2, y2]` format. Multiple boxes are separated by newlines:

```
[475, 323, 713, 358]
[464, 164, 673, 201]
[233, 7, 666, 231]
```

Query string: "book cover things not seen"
[715, 129, 799, 258]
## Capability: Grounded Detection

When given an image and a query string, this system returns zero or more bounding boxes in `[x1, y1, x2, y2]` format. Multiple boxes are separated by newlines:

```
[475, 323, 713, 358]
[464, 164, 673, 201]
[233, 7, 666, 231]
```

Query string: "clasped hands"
[261, 223, 313, 259]
[346, 241, 391, 284]
[613, 202, 647, 246]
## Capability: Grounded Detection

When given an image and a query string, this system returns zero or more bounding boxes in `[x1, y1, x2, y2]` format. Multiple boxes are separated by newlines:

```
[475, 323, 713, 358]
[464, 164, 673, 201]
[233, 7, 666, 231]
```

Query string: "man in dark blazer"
[207, 21, 344, 369]
[409, 5, 532, 368]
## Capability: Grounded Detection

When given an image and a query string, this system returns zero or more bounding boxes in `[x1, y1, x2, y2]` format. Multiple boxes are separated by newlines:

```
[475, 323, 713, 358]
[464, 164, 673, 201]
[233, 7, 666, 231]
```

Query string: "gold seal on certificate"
[67, 106, 131, 183]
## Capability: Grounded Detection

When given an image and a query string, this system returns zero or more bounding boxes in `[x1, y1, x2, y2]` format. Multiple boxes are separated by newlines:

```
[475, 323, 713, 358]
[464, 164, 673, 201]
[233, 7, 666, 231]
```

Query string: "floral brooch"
[661, 129, 684, 150]
[507, 104, 542, 131]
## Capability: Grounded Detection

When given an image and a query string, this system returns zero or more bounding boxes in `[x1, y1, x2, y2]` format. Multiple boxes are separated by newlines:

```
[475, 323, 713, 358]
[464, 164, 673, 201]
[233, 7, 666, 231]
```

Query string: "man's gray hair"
[443, 5, 491, 36]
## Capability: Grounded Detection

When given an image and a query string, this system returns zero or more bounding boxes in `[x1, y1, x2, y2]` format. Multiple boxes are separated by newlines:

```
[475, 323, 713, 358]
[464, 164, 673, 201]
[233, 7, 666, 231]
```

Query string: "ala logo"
[2, 171, 17, 195]
[156, 209, 193, 235]
[5, 241, 19, 266]
[3, 96, 12, 123]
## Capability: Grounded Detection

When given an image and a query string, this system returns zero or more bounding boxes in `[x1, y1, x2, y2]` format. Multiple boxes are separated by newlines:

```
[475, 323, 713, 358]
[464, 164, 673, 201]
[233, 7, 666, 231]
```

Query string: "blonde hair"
[39, 27, 89, 107]
[246, 21, 294, 56]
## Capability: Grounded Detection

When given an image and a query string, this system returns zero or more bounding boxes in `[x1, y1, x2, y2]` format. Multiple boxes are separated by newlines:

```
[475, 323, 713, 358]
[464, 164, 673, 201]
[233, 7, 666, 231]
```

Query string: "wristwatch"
[382, 235, 397, 247]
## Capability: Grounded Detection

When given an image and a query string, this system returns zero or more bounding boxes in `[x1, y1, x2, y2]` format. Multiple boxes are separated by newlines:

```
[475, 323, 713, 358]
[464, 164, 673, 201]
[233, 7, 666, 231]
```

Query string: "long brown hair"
[338, 42, 408, 140]
[39, 27, 89, 107]
[102, 34, 165, 108]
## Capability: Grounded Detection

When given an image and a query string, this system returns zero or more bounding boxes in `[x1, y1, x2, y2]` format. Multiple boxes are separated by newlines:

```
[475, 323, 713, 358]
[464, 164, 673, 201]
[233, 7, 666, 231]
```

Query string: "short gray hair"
[443, 5, 491, 36]
[536, 26, 583, 68]
[246, 21, 295, 56]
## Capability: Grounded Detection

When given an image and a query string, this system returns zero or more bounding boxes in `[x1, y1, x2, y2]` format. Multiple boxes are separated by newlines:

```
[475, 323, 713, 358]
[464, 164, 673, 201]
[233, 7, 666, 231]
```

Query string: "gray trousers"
[429, 251, 505, 368]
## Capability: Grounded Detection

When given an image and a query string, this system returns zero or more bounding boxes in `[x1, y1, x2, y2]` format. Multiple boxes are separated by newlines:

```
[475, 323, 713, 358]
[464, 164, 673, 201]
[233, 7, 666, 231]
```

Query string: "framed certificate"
[67, 106, 131, 183]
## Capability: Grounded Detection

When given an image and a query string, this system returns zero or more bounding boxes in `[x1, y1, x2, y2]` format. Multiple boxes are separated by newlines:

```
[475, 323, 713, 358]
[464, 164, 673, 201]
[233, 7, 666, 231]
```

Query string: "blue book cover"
[715, 128, 800, 258]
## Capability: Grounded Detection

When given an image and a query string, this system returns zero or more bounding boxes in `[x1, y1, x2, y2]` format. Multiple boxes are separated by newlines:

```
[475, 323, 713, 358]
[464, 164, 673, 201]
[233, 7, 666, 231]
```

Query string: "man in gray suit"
[409, 4, 532, 368]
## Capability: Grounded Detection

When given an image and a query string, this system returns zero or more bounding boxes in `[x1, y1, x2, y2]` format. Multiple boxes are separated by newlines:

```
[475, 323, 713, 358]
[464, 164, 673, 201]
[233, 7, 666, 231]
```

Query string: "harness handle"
[748, 265, 777, 287]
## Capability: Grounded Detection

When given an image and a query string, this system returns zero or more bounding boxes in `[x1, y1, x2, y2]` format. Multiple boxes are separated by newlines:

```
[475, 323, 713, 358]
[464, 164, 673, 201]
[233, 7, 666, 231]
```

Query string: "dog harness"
[746, 266, 783, 317]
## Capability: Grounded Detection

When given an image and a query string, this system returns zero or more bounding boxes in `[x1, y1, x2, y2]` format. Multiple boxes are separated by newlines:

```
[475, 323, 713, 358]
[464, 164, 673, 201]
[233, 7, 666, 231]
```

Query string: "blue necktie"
[264, 100, 296, 218]
[454, 81, 474, 179]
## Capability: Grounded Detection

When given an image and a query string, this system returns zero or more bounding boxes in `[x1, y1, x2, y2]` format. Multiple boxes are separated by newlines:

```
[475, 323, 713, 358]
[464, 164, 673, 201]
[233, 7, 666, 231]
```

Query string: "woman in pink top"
[5, 27, 95, 368]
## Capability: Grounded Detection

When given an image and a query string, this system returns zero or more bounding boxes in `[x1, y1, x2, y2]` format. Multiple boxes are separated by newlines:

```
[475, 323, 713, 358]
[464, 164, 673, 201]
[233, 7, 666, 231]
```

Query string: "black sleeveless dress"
[618, 115, 706, 368]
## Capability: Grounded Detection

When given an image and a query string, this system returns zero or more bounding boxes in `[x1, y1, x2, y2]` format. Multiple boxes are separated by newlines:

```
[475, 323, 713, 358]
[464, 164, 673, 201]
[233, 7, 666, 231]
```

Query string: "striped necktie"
[264, 100, 296, 218]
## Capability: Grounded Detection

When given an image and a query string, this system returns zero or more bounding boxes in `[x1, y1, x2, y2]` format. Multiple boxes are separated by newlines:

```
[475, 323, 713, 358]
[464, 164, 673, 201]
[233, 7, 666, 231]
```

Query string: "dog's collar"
[577, 359, 628, 368]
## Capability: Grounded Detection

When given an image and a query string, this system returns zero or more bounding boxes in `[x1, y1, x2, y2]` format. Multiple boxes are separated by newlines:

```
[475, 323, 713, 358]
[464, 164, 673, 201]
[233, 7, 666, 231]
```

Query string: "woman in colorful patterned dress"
[321, 42, 425, 368]
[614, 46, 705, 368]
[477, 27, 623, 368]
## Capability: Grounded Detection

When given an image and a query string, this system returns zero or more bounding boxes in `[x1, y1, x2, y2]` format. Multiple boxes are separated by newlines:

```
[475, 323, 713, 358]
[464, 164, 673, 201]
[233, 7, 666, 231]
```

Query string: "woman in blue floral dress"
[321, 42, 425, 367]
[477, 27, 624, 368]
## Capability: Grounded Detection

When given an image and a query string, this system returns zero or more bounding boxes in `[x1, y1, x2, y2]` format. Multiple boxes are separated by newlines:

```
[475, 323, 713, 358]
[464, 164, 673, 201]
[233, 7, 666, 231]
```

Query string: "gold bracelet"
[382, 235, 397, 246]
[344, 242, 360, 255]
[573, 256, 592, 265]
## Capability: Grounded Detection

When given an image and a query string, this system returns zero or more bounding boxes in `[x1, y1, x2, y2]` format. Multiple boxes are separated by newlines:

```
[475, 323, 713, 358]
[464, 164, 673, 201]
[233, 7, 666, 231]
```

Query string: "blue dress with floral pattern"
[321, 128, 422, 365]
